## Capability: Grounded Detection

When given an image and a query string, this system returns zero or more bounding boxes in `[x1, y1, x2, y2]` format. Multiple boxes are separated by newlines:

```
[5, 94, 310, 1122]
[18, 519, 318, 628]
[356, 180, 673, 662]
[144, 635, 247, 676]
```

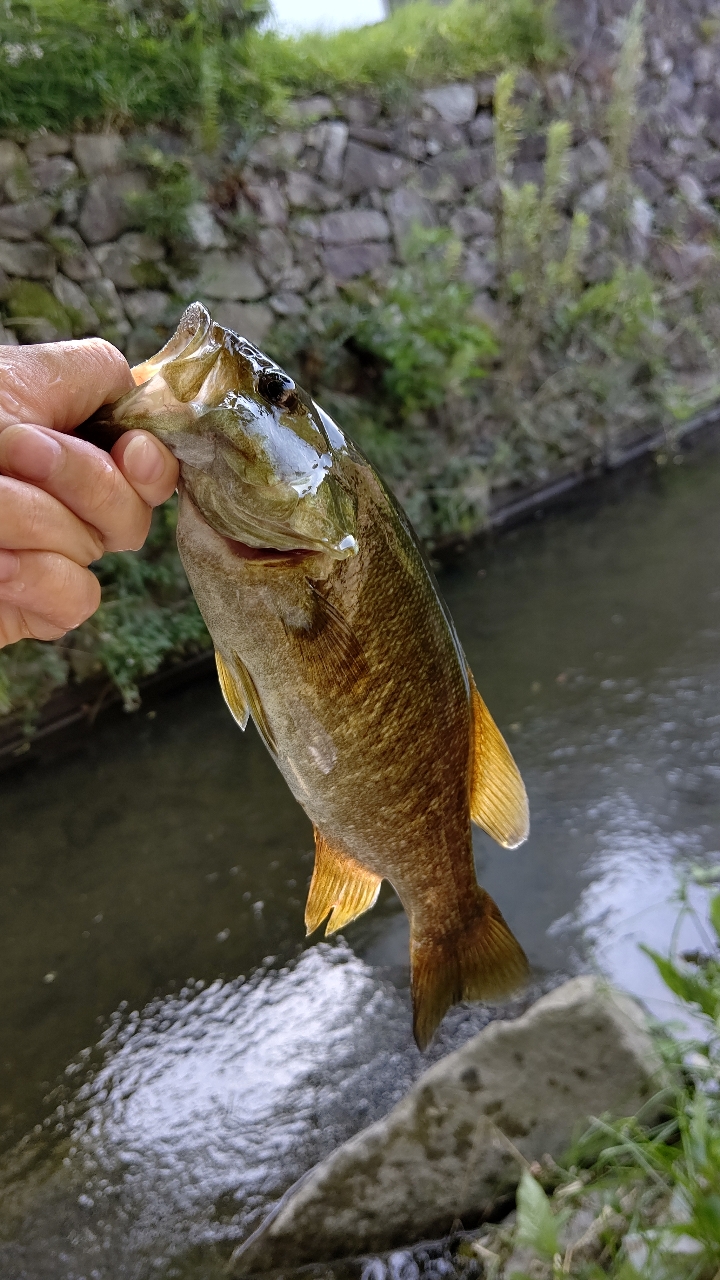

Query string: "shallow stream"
[2, 442, 720, 1277]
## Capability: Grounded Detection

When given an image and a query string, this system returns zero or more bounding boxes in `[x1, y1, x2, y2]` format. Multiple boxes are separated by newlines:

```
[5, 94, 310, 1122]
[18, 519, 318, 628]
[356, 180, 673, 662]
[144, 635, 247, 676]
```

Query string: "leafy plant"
[125, 144, 202, 244]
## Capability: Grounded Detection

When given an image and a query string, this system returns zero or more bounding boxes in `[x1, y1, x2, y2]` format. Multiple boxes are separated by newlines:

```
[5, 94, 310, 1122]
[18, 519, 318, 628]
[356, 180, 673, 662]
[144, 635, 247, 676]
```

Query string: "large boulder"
[230, 977, 664, 1275]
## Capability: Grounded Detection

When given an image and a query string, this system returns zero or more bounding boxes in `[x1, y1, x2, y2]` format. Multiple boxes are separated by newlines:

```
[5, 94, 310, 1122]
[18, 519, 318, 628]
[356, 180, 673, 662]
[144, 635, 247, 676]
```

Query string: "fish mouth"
[224, 537, 315, 565]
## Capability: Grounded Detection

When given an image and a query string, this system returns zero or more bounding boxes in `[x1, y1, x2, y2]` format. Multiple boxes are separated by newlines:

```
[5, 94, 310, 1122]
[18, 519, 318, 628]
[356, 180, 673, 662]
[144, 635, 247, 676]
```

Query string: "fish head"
[101, 302, 358, 559]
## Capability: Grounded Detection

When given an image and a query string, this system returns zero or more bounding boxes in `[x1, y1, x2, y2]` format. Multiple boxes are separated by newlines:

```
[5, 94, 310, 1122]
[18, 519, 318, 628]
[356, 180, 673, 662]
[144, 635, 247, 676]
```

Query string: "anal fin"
[468, 671, 529, 849]
[216, 651, 249, 729]
[306, 829, 382, 936]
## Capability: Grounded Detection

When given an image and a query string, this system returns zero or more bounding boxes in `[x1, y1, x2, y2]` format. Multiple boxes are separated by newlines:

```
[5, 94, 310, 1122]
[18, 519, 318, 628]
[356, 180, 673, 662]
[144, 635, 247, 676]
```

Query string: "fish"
[83, 301, 530, 1049]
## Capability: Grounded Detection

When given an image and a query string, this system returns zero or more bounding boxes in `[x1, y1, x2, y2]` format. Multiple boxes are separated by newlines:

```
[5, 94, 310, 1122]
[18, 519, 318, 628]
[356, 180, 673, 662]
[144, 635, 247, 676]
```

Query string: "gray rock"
[632, 164, 665, 202]
[422, 84, 478, 125]
[287, 171, 341, 211]
[290, 216, 321, 241]
[186, 201, 227, 250]
[0, 199, 54, 242]
[323, 242, 391, 281]
[213, 301, 273, 345]
[46, 226, 101, 283]
[230, 977, 664, 1274]
[246, 181, 288, 228]
[73, 132, 123, 178]
[578, 180, 608, 214]
[125, 325, 167, 364]
[386, 187, 436, 249]
[121, 289, 170, 326]
[694, 46, 715, 85]
[30, 156, 78, 194]
[246, 132, 304, 173]
[450, 207, 495, 239]
[678, 172, 705, 205]
[321, 122, 350, 186]
[256, 227, 294, 285]
[83, 277, 129, 336]
[320, 210, 390, 244]
[420, 148, 491, 200]
[25, 133, 71, 163]
[52, 274, 100, 336]
[196, 251, 266, 301]
[343, 142, 412, 196]
[571, 138, 611, 187]
[0, 140, 26, 185]
[468, 112, 494, 144]
[93, 233, 165, 289]
[289, 96, 334, 122]
[0, 240, 56, 279]
[4, 163, 38, 204]
[269, 292, 306, 316]
[463, 249, 496, 290]
[79, 171, 148, 245]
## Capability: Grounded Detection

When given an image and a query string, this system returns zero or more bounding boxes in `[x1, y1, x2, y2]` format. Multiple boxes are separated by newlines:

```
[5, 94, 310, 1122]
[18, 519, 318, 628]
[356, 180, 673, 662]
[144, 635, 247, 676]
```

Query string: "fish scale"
[82, 301, 531, 1049]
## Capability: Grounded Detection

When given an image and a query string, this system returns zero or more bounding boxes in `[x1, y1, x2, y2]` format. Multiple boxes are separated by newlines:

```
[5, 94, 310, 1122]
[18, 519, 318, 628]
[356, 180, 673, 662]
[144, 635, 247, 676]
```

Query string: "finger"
[0, 600, 69, 647]
[111, 430, 179, 508]
[0, 424, 151, 553]
[0, 339, 134, 434]
[0, 548, 101, 633]
[0, 476, 103, 565]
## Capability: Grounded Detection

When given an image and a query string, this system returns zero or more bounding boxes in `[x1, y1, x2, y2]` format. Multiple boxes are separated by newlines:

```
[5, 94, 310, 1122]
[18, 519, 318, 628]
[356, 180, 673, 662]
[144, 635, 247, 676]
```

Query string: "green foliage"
[246, 0, 558, 108]
[125, 144, 202, 243]
[515, 1169, 564, 1260]
[0, 0, 558, 135]
[4, 279, 71, 341]
[354, 228, 497, 415]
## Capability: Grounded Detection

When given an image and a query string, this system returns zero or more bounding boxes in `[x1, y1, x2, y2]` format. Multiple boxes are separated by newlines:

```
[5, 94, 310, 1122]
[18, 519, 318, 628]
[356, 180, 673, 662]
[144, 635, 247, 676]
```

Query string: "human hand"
[0, 339, 179, 649]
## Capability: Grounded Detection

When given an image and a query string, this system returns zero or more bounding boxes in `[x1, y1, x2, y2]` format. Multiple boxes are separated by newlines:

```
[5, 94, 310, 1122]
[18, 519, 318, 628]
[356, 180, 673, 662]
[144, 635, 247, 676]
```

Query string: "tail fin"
[410, 887, 529, 1051]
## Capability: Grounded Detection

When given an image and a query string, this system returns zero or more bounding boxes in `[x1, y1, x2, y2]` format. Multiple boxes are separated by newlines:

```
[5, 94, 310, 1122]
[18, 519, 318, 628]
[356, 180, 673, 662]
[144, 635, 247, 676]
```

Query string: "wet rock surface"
[230, 978, 663, 1274]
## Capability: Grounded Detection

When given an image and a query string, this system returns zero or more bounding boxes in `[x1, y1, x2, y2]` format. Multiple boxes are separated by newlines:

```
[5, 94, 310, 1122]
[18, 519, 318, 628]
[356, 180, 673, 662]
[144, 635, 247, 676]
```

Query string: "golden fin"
[410, 886, 529, 1051]
[468, 671, 529, 849]
[305, 828, 382, 936]
[215, 651, 249, 730]
[284, 582, 368, 691]
[232, 653, 277, 754]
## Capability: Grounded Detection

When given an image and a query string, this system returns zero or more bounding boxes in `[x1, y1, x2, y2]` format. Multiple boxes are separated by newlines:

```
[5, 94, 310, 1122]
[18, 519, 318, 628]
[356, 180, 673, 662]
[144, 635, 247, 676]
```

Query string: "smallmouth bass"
[85, 302, 530, 1048]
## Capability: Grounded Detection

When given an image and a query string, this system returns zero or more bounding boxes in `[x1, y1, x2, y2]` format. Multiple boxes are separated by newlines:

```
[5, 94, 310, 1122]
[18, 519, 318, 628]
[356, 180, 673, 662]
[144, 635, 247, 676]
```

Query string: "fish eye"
[258, 369, 298, 411]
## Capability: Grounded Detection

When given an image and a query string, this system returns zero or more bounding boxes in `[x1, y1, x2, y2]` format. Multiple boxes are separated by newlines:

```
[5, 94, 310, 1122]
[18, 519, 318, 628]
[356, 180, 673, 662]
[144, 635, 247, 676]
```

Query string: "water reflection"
[2, 443, 720, 1274]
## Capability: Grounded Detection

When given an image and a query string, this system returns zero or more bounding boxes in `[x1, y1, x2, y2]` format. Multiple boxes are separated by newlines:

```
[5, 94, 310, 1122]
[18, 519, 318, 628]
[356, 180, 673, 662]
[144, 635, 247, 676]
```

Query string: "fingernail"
[0, 550, 20, 583]
[123, 434, 164, 486]
[3, 425, 63, 481]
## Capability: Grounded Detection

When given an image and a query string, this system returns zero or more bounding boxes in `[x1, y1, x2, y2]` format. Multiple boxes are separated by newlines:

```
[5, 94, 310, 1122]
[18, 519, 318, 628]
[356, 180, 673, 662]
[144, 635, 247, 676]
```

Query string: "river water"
[2, 442, 720, 1278]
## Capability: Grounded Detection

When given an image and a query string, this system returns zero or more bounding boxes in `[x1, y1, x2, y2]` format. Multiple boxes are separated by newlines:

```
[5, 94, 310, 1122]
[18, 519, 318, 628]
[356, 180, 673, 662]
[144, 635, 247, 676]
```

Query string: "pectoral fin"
[284, 582, 368, 691]
[306, 828, 382, 935]
[215, 651, 249, 729]
[468, 672, 529, 848]
[215, 650, 276, 753]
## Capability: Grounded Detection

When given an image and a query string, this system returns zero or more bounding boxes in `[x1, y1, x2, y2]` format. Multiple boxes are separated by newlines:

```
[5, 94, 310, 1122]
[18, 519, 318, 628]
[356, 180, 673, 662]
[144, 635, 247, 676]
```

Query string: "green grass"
[245, 0, 559, 106]
[0, 0, 559, 135]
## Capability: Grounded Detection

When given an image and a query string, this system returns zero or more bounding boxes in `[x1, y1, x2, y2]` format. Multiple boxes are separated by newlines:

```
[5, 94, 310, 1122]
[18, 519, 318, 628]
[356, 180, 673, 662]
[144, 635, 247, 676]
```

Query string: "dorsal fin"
[468, 671, 529, 849]
[215, 651, 249, 729]
[305, 829, 382, 936]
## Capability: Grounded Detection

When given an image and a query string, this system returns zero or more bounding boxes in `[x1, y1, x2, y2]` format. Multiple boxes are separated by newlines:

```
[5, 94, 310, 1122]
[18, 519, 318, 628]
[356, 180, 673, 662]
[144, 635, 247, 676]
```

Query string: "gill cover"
[92, 303, 358, 558]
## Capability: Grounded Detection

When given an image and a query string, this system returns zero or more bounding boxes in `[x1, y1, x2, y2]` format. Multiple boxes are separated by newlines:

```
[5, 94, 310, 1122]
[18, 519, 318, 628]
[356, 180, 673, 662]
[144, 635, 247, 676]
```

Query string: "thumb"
[0, 338, 134, 435]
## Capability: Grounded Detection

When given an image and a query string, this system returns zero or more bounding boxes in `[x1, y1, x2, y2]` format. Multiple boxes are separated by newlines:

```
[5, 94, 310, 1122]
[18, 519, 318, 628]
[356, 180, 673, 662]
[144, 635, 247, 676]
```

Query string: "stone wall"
[0, 0, 720, 363]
